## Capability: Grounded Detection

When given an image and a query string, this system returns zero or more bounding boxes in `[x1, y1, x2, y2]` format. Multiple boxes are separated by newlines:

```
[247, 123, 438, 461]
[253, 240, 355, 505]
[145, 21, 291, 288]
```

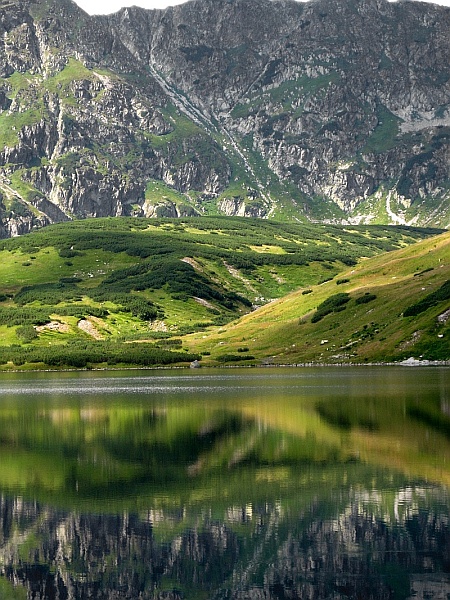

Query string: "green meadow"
[0, 216, 447, 368]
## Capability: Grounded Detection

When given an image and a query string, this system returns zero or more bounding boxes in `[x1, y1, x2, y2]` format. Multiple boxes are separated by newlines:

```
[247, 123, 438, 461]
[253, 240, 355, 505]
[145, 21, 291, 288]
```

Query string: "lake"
[0, 366, 449, 599]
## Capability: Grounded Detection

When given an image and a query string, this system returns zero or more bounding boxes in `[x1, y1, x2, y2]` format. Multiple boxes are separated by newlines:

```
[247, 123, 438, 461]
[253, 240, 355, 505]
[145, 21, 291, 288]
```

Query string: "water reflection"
[0, 367, 448, 598]
[0, 485, 449, 599]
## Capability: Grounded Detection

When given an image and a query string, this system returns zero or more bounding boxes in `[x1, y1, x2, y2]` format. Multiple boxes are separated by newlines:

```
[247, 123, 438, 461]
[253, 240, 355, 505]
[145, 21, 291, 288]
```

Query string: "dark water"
[0, 366, 449, 599]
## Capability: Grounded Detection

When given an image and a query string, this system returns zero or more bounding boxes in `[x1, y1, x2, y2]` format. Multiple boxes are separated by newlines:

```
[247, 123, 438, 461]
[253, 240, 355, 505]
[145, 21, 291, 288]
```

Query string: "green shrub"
[16, 325, 38, 343]
[404, 280, 450, 317]
[0, 340, 200, 368]
[57, 306, 109, 318]
[14, 282, 80, 306]
[311, 293, 350, 323]
[59, 248, 81, 258]
[217, 353, 255, 363]
[414, 267, 434, 277]
[126, 298, 158, 321]
[355, 293, 377, 305]
[0, 307, 51, 326]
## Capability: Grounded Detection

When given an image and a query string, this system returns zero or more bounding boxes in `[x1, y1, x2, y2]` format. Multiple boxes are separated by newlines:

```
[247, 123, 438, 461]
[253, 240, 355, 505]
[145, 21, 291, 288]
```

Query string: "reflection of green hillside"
[0, 403, 346, 511]
[0, 577, 26, 600]
[0, 373, 449, 513]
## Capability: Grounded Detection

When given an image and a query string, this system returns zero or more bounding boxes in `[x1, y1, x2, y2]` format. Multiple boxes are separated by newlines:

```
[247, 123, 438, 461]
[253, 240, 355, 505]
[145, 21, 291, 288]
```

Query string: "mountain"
[0, 0, 449, 236]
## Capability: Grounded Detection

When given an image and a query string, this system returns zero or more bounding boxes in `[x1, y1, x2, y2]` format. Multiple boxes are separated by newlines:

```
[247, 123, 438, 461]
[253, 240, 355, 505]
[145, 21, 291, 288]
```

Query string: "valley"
[0, 217, 447, 369]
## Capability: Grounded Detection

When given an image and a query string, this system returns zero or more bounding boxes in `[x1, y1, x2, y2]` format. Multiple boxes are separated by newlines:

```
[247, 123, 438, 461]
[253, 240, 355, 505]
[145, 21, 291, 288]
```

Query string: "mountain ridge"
[0, 0, 449, 235]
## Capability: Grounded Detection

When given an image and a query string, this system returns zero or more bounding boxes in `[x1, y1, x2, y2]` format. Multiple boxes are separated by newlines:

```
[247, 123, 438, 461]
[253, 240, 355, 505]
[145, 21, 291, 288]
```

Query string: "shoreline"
[0, 358, 449, 375]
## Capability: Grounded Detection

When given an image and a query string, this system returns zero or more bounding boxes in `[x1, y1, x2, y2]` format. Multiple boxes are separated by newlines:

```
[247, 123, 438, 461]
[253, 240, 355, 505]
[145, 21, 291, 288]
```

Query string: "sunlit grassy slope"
[0, 217, 447, 367]
[187, 230, 450, 364]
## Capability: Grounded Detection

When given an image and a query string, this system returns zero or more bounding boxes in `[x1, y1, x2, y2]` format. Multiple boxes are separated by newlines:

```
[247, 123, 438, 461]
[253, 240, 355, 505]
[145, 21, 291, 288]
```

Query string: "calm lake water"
[0, 366, 449, 599]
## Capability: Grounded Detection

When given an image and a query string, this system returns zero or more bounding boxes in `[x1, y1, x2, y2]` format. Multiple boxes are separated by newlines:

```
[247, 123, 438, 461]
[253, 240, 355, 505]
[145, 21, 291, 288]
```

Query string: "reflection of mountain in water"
[0, 488, 449, 599]
[0, 370, 450, 598]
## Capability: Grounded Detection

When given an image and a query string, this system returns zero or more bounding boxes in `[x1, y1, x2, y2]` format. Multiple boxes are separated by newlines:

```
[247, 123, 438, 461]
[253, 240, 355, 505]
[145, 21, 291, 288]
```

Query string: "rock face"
[0, 0, 449, 236]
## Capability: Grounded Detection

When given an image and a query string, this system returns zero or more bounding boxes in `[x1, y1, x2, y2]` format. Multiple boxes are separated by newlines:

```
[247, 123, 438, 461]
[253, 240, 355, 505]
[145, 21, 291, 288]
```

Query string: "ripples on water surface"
[0, 366, 449, 599]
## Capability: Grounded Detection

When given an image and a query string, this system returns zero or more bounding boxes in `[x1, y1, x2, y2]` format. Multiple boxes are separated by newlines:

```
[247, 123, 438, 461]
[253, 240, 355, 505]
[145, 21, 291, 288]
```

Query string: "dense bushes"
[0, 305, 108, 326]
[126, 298, 158, 321]
[16, 325, 38, 343]
[87, 290, 158, 320]
[57, 306, 109, 319]
[0, 307, 52, 326]
[0, 340, 200, 369]
[102, 259, 221, 299]
[216, 353, 255, 363]
[14, 282, 81, 305]
[404, 280, 450, 317]
[58, 248, 81, 258]
[14, 282, 156, 321]
[1, 217, 437, 271]
[310, 291, 378, 323]
[355, 293, 377, 305]
[311, 293, 350, 323]
[100, 258, 250, 309]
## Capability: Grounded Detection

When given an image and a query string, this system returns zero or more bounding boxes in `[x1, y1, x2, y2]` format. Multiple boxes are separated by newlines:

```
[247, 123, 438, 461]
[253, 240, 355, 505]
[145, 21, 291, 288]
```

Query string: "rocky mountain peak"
[0, 0, 448, 236]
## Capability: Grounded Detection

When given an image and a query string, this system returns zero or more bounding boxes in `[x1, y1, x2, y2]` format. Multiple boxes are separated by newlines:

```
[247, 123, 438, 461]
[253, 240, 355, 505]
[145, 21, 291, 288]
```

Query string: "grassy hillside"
[187, 231, 450, 364]
[0, 216, 446, 369]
